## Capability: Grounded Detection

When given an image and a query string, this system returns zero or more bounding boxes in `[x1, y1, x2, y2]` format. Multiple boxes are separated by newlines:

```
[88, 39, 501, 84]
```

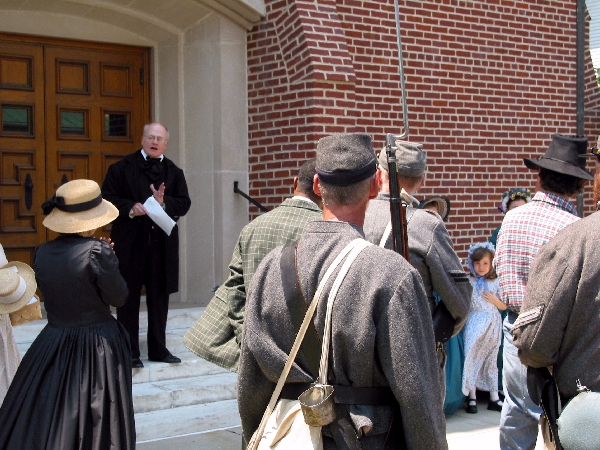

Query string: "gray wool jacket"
[512, 211, 600, 401]
[363, 193, 471, 335]
[238, 220, 447, 450]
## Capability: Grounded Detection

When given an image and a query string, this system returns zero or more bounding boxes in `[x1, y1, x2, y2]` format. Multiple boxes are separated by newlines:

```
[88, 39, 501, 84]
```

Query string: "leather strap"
[247, 239, 366, 450]
[280, 240, 321, 378]
[280, 383, 396, 406]
[327, 403, 363, 450]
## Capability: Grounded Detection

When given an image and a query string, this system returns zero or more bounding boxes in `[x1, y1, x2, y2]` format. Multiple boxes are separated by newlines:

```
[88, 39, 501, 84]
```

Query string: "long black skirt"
[0, 318, 136, 450]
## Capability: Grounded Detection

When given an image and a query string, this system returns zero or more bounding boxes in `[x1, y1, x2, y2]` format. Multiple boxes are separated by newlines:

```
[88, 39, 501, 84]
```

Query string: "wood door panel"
[0, 34, 149, 270]
[3, 245, 36, 270]
[55, 151, 91, 185]
[0, 198, 36, 232]
[0, 41, 45, 268]
[56, 59, 90, 94]
[45, 45, 147, 197]
[0, 54, 34, 91]
[101, 64, 132, 98]
[1, 149, 35, 183]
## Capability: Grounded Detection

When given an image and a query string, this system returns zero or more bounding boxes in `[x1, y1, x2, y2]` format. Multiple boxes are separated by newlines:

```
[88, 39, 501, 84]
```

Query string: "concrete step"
[12, 306, 204, 356]
[135, 399, 241, 442]
[137, 307, 203, 334]
[10, 305, 242, 445]
[132, 352, 230, 385]
[133, 372, 237, 414]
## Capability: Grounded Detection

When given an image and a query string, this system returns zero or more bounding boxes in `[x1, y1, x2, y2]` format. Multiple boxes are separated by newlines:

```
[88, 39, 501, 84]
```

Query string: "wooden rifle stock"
[385, 135, 410, 262]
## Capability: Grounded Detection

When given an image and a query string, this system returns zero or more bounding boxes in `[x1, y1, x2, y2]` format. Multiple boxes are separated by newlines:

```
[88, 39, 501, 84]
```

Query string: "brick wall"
[247, 0, 600, 261]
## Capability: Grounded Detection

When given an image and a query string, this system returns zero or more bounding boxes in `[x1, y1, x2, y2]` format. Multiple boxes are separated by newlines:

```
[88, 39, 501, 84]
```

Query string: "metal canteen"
[299, 384, 336, 427]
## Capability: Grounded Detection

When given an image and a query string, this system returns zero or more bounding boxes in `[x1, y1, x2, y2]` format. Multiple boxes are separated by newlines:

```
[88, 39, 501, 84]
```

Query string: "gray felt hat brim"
[523, 157, 593, 180]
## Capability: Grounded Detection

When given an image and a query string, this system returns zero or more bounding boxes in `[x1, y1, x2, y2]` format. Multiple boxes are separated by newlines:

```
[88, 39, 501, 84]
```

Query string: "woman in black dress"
[0, 179, 135, 449]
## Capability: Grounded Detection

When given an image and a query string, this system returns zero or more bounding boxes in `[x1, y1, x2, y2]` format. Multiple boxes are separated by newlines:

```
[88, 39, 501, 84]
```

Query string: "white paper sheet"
[143, 196, 176, 236]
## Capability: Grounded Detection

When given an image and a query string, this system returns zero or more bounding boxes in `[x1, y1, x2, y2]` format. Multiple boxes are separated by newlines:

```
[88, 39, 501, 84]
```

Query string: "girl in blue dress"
[461, 242, 506, 413]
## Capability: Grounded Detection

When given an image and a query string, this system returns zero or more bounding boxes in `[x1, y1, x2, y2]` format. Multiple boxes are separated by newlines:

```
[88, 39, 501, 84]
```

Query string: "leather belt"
[280, 383, 396, 406]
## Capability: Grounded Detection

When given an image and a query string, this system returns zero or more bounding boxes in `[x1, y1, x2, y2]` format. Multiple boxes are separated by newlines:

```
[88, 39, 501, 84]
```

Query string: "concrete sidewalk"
[136, 397, 545, 449]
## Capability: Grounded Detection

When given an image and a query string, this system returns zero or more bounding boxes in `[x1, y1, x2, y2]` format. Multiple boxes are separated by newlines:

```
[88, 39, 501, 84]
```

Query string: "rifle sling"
[280, 240, 322, 378]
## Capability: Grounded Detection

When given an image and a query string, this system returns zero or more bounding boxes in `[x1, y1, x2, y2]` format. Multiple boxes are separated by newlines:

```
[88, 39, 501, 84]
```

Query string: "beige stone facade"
[0, 0, 266, 305]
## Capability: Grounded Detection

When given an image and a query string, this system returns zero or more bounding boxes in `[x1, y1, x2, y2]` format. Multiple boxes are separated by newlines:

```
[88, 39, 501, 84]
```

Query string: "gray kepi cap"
[377, 140, 426, 177]
[316, 133, 377, 186]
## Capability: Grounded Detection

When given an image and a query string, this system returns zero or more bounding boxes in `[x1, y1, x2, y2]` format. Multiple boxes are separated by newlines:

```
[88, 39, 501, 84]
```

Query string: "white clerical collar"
[141, 149, 164, 161]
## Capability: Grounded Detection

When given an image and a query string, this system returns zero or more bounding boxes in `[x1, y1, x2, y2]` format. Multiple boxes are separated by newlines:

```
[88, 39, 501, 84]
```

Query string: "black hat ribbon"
[41, 194, 102, 215]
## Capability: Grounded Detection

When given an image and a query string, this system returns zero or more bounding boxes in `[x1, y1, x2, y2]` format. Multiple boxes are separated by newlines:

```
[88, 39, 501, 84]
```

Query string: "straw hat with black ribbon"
[523, 134, 594, 181]
[41, 179, 118, 234]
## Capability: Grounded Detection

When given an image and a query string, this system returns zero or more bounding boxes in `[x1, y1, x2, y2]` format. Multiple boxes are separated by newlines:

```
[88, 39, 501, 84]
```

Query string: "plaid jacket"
[183, 197, 321, 371]
[494, 191, 579, 312]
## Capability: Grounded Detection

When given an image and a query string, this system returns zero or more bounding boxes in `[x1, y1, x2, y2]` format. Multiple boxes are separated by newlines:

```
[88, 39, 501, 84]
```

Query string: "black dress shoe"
[466, 399, 477, 414]
[149, 353, 181, 364]
[488, 399, 503, 412]
[132, 357, 144, 368]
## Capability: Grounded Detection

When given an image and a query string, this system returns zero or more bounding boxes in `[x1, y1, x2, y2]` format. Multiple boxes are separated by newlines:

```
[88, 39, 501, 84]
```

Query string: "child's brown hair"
[469, 247, 497, 280]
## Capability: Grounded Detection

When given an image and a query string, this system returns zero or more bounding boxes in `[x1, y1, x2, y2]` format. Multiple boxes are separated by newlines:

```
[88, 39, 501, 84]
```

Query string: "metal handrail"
[234, 181, 269, 212]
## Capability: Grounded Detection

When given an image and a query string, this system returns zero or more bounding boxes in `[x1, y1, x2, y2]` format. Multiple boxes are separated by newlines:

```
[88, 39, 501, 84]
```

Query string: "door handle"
[54, 175, 68, 189]
[24, 173, 33, 211]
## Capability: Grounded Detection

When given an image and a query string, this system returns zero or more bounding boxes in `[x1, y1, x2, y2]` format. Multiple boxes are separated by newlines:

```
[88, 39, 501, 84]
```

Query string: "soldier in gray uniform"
[238, 133, 447, 449]
[363, 141, 471, 395]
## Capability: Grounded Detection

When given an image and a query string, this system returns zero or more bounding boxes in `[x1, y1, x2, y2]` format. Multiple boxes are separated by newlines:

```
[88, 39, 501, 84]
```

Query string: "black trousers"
[117, 227, 170, 360]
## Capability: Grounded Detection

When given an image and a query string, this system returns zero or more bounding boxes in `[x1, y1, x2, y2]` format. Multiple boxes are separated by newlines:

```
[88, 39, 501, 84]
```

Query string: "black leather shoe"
[149, 353, 181, 364]
[466, 399, 477, 414]
[132, 357, 144, 368]
[488, 399, 503, 412]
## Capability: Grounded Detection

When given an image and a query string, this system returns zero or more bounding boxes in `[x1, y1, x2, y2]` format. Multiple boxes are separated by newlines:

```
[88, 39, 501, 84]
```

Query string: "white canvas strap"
[317, 239, 372, 384]
[379, 221, 392, 248]
[247, 238, 371, 450]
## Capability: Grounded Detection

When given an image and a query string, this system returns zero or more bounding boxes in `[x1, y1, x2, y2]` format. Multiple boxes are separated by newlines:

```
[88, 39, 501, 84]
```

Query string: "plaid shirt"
[494, 191, 579, 312]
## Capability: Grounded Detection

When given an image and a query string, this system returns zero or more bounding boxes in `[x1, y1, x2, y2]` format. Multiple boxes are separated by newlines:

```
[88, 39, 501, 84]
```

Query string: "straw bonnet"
[42, 179, 118, 234]
[0, 262, 37, 315]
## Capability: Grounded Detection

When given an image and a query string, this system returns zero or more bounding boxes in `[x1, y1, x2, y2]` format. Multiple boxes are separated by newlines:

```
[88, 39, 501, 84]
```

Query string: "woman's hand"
[99, 237, 115, 249]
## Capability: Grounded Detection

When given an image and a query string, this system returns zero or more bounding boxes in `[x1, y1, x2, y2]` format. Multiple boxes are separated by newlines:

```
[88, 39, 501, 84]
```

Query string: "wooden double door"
[0, 34, 150, 266]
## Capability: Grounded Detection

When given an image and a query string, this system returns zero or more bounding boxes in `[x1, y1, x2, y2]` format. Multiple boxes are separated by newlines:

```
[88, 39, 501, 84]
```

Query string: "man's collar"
[376, 190, 419, 207]
[292, 195, 317, 206]
[141, 149, 164, 161]
[532, 191, 577, 215]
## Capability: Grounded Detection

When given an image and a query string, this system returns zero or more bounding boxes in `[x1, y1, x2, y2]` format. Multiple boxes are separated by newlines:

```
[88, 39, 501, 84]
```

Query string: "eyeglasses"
[144, 135, 167, 143]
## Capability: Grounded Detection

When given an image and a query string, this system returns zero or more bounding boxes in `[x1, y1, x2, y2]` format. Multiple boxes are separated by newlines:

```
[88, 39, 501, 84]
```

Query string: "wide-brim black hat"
[523, 134, 593, 180]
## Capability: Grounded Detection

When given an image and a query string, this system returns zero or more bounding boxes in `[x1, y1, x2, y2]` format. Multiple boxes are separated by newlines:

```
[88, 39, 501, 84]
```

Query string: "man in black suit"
[102, 122, 191, 368]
